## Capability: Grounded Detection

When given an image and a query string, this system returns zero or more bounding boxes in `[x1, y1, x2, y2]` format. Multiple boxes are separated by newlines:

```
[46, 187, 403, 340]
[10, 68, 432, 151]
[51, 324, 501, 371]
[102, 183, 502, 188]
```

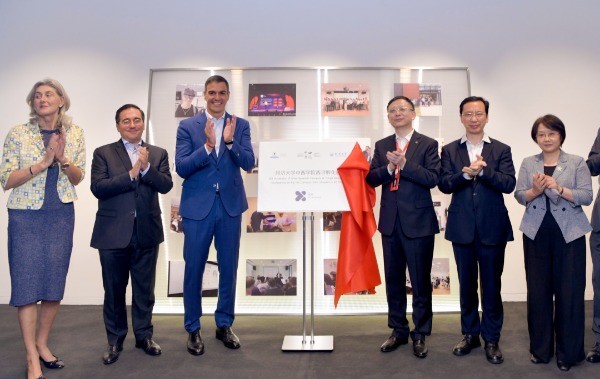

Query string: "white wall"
[1, 0, 599, 304]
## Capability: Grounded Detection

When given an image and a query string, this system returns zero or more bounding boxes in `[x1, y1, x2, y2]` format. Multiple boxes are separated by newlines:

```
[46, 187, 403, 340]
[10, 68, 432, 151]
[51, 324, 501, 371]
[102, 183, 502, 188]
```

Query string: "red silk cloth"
[334, 143, 381, 307]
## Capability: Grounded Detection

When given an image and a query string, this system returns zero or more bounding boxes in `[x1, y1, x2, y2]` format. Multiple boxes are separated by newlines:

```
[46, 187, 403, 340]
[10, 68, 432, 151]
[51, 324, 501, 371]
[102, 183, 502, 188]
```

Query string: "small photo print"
[246, 197, 297, 233]
[170, 198, 183, 233]
[406, 258, 450, 295]
[175, 84, 205, 118]
[393, 83, 442, 117]
[323, 259, 337, 295]
[323, 258, 373, 295]
[323, 211, 342, 231]
[247, 141, 259, 174]
[246, 259, 297, 296]
[432, 194, 450, 232]
[248, 83, 296, 116]
[167, 260, 219, 297]
[321, 83, 370, 117]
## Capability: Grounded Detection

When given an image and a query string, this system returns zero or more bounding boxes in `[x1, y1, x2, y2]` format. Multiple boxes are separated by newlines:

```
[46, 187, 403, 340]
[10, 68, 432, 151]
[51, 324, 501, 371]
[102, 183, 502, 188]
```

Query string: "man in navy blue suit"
[439, 96, 515, 364]
[175, 75, 255, 355]
[366, 96, 440, 359]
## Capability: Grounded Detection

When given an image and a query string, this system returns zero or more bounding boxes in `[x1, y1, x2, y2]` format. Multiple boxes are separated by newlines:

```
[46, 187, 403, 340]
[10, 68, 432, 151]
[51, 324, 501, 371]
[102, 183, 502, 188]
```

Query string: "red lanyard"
[390, 140, 409, 191]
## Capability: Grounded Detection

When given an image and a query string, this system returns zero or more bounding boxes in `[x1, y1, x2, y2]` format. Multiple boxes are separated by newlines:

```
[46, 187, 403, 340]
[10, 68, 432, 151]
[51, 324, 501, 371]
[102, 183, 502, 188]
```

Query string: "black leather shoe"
[135, 338, 162, 356]
[187, 329, 204, 355]
[40, 356, 64, 369]
[102, 344, 123, 365]
[557, 360, 571, 371]
[453, 335, 481, 356]
[413, 339, 428, 358]
[530, 354, 548, 364]
[216, 326, 241, 349]
[380, 335, 408, 352]
[586, 342, 600, 363]
[484, 341, 504, 364]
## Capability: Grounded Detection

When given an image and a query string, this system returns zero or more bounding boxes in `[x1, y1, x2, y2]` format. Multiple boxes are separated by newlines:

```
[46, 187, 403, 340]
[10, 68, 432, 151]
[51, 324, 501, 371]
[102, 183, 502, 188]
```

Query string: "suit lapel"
[458, 141, 471, 168]
[114, 140, 133, 170]
[481, 140, 492, 163]
[215, 113, 231, 163]
[533, 153, 544, 177]
[196, 113, 218, 162]
[405, 131, 421, 161]
[553, 150, 568, 180]
[384, 134, 396, 153]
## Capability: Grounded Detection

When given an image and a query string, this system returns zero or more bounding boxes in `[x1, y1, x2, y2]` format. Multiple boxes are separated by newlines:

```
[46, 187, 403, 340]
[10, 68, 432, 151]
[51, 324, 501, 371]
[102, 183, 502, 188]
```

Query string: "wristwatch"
[60, 161, 70, 170]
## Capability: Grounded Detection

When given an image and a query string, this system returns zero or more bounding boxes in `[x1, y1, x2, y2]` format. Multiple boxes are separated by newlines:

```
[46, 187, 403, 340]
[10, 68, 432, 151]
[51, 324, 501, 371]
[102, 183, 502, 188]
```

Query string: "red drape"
[334, 143, 381, 307]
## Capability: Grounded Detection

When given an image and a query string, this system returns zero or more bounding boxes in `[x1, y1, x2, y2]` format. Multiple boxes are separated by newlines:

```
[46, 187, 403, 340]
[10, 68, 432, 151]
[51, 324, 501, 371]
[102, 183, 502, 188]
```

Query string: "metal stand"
[282, 212, 334, 351]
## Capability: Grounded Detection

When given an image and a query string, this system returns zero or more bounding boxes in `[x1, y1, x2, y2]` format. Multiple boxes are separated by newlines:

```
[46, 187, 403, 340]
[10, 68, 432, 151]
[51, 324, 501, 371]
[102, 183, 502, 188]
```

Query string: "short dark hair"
[387, 95, 415, 110]
[205, 75, 229, 91]
[459, 96, 489, 115]
[115, 104, 145, 123]
[531, 114, 566, 145]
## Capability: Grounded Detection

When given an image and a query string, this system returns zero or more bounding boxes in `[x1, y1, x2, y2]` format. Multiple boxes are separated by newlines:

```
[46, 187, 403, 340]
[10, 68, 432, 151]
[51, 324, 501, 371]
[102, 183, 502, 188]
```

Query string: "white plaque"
[257, 140, 370, 212]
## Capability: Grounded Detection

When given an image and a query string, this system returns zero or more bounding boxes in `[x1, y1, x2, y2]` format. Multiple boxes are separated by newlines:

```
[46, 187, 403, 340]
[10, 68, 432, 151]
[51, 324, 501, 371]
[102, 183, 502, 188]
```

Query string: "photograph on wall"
[323, 259, 373, 296]
[394, 83, 442, 117]
[362, 144, 373, 163]
[248, 83, 296, 116]
[323, 211, 342, 231]
[432, 194, 450, 232]
[168, 260, 219, 297]
[405, 258, 450, 295]
[246, 197, 297, 233]
[170, 198, 183, 233]
[247, 141, 259, 174]
[246, 259, 297, 296]
[175, 84, 205, 118]
[321, 83, 370, 117]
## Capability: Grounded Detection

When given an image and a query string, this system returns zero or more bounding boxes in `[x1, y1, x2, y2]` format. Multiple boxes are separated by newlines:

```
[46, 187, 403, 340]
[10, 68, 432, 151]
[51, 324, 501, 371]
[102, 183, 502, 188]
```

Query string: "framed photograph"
[405, 258, 450, 295]
[175, 84, 205, 118]
[323, 258, 373, 295]
[167, 260, 219, 297]
[169, 198, 183, 233]
[394, 83, 442, 117]
[248, 83, 296, 116]
[246, 259, 297, 296]
[321, 83, 370, 117]
[432, 194, 450, 232]
[323, 211, 342, 231]
[246, 197, 297, 233]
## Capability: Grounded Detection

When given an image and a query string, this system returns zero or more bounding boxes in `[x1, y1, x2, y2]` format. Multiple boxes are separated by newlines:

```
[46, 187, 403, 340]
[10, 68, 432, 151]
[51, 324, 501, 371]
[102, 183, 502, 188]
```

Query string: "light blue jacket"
[514, 151, 592, 243]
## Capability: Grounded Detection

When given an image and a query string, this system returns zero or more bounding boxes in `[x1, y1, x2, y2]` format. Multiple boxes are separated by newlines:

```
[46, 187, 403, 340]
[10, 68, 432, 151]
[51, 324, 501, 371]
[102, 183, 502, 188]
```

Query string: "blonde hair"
[26, 78, 72, 127]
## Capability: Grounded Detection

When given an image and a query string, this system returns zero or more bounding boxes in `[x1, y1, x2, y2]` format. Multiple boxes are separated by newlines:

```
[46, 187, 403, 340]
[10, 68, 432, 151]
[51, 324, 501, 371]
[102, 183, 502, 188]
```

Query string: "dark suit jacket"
[175, 111, 254, 220]
[366, 131, 440, 238]
[90, 140, 173, 250]
[439, 138, 515, 245]
[587, 127, 600, 231]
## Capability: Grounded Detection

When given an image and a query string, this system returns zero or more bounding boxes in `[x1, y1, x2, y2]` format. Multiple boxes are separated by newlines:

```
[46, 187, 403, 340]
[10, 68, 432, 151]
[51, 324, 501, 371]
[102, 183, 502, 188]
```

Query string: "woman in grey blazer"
[515, 114, 593, 372]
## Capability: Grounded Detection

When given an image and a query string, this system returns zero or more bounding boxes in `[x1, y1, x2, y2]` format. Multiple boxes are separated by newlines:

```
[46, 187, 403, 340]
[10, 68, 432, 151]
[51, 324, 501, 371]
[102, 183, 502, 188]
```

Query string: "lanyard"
[390, 140, 409, 191]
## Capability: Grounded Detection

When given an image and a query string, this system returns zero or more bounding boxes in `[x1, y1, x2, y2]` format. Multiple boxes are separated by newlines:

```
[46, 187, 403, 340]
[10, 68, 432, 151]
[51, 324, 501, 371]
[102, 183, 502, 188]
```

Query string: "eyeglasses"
[388, 106, 413, 114]
[462, 112, 486, 119]
[536, 131, 560, 139]
[120, 117, 143, 126]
